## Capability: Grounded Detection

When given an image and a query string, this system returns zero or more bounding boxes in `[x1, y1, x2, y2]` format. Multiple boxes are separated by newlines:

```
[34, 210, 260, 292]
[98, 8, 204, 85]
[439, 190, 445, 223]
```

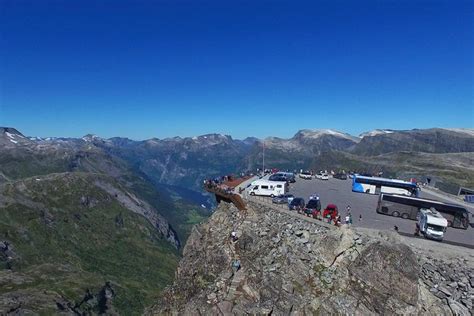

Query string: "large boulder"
[348, 241, 420, 314]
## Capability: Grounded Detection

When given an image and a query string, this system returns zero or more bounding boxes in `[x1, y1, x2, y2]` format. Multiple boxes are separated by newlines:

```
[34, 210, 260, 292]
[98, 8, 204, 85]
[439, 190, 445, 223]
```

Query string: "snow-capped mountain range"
[2, 126, 473, 192]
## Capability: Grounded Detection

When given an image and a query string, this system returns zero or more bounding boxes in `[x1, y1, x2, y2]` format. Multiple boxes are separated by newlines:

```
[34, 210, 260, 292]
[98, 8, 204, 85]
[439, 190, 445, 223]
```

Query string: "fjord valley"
[0, 127, 206, 314]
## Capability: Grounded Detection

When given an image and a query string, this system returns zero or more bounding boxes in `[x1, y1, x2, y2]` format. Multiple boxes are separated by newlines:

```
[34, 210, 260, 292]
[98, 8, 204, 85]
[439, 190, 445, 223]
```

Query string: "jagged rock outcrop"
[150, 201, 473, 315]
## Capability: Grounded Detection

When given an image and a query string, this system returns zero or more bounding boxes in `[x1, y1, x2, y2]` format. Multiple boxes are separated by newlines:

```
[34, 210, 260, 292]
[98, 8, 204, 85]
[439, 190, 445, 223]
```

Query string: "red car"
[322, 204, 338, 221]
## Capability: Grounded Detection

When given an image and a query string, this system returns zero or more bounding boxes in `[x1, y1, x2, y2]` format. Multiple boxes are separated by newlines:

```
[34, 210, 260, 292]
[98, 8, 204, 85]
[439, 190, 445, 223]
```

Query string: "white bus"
[248, 180, 287, 197]
[352, 175, 418, 196]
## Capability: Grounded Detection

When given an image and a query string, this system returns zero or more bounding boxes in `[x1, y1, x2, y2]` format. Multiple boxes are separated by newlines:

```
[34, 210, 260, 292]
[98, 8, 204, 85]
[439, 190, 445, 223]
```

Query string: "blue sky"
[1, 0, 473, 140]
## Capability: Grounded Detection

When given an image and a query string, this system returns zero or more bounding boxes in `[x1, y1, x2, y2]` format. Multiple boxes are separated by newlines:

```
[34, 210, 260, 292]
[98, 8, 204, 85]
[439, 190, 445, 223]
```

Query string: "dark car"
[304, 198, 322, 217]
[281, 172, 296, 183]
[289, 198, 305, 211]
[275, 172, 296, 183]
[269, 174, 288, 182]
[272, 194, 294, 204]
[333, 173, 348, 180]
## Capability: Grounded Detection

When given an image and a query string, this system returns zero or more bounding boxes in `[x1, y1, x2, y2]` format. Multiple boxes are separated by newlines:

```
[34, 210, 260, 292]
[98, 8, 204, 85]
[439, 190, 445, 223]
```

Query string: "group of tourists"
[204, 178, 234, 195]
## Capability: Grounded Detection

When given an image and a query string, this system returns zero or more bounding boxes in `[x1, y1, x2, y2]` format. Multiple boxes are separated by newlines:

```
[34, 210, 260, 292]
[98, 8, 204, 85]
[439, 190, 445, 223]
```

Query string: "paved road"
[286, 176, 474, 247]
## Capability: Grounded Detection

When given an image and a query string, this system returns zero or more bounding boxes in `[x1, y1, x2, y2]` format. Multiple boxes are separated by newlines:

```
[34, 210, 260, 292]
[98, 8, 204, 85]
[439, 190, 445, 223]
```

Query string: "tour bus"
[352, 175, 418, 196]
[248, 180, 288, 197]
[376, 193, 470, 229]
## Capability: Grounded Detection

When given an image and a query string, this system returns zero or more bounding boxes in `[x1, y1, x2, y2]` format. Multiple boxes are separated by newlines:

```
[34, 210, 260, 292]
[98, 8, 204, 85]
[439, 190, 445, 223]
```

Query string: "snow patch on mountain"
[82, 134, 102, 142]
[5, 132, 16, 139]
[295, 129, 359, 142]
[359, 129, 395, 138]
[28, 136, 43, 141]
[443, 128, 474, 137]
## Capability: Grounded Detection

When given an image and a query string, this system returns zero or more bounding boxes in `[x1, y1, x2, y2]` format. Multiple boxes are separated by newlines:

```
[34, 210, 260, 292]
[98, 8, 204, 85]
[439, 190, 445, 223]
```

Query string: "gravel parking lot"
[285, 176, 474, 247]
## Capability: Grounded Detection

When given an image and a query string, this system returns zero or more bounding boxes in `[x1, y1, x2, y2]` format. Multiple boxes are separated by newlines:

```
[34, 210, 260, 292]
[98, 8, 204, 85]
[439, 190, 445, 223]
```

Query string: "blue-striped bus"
[352, 175, 418, 196]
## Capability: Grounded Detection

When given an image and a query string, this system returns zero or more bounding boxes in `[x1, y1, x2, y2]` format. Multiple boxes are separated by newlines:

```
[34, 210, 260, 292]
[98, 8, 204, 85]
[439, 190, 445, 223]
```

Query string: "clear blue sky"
[1, 0, 473, 140]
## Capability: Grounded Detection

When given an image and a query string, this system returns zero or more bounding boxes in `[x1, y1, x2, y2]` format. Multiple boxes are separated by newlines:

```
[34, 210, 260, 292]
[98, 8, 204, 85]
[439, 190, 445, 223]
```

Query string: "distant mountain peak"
[0, 127, 28, 145]
[359, 129, 395, 138]
[294, 129, 359, 142]
[82, 134, 102, 142]
[0, 127, 25, 137]
[193, 133, 232, 140]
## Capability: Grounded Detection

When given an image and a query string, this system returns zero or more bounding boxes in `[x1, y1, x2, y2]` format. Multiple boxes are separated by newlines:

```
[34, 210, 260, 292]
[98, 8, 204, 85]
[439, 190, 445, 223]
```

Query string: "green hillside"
[0, 173, 179, 314]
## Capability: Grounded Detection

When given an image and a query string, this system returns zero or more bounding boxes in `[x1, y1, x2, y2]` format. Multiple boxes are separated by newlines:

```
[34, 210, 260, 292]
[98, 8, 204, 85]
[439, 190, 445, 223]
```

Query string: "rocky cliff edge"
[150, 201, 474, 315]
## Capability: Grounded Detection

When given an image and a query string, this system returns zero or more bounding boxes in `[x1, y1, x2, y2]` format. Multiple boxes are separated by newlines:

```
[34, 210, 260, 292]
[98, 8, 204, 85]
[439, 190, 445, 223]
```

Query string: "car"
[299, 171, 312, 180]
[315, 171, 324, 179]
[304, 197, 322, 217]
[320, 173, 329, 180]
[333, 173, 347, 180]
[269, 174, 288, 182]
[322, 204, 338, 221]
[289, 198, 305, 211]
[272, 194, 294, 204]
[275, 172, 296, 183]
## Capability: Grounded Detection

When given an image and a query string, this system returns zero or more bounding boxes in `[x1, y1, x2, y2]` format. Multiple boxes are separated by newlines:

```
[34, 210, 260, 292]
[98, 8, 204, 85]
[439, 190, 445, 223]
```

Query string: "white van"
[418, 208, 448, 241]
[248, 180, 287, 197]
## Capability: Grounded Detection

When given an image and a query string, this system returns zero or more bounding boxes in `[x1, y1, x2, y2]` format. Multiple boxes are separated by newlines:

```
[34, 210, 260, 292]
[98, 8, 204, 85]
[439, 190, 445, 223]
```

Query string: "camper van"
[418, 208, 448, 241]
[248, 180, 287, 197]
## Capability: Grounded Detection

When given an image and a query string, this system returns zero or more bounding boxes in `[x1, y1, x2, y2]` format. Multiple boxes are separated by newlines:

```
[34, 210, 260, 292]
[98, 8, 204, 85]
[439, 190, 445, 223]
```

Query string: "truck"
[418, 208, 448, 241]
[248, 179, 287, 197]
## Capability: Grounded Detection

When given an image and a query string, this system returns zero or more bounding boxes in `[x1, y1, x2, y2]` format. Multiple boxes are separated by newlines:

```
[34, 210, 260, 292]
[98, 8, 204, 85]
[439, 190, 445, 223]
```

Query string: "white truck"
[418, 208, 448, 241]
[248, 179, 287, 197]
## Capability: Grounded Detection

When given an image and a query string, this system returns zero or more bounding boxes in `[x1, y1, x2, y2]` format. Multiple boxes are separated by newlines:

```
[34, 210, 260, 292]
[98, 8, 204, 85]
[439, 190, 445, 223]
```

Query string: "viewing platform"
[204, 176, 253, 211]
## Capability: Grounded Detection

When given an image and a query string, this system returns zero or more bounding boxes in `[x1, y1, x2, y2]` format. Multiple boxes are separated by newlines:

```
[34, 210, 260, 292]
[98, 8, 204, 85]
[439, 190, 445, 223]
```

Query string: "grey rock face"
[420, 258, 474, 312]
[348, 242, 419, 313]
[150, 201, 469, 315]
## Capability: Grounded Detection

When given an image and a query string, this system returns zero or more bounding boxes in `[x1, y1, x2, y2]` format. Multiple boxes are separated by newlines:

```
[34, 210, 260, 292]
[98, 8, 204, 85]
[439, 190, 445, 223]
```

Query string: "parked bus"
[377, 194, 470, 229]
[352, 175, 418, 196]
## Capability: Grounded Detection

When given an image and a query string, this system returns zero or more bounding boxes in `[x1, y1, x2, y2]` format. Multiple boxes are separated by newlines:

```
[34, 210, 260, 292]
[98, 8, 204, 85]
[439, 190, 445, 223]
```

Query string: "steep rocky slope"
[0, 127, 209, 242]
[100, 134, 255, 193]
[0, 128, 210, 314]
[0, 173, 180, 314]
[151, 201, 474, 315]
